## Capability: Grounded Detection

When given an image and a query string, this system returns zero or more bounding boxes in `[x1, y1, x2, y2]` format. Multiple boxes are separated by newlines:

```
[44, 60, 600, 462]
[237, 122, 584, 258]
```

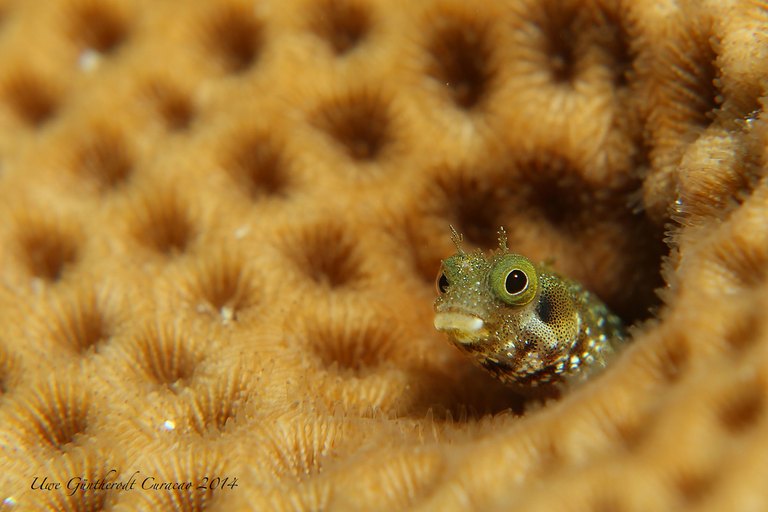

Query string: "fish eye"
[504, 269, 528, 295]
[490, 254, 538, 306]
[436, 272, 450, 294]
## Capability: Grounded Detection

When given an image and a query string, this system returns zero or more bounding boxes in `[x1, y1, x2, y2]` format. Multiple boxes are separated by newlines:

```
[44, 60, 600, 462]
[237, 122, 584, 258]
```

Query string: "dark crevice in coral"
[69, 1, 129, 55]
[674, 470, 717, 505]
[75, 128, 135, 192]
[398, 218, 448, 286]
[203, 6, 262, 74]
[49, 293, 112, 353]
[426, 12, 497, 109]
[224, 131, 292, 200]
[656, 338, 689, 384]
[311, 0, 370, 55]
[143, 81, 195, 131]
[517, 156, 603, 228]
[192, 252, 257, 317]
[187, 373, 250, 434]
[518, 0, 583, 85]
[434, 154, 627, 243]
[723, 308, 762, 355]
[613, 416, 651, 452]
[17, 219, 79, 282]
[542, 18, 577, 83]
[521, 1, 642, 90]
[312, 89, 394, 162]
[597, 9, 635, 88]
[718, 384, 764, 435]
[285, 223, 366, 289]
[431, 164, 507, 249]
[307, 319, 395, 375]
[21, 383, 90, 450]
[449, 186, 505, 249]
[2, 71, 60, 127]
[132, 324, 199, 390]
[131, 189, 196, 256]
[427, 151, 667, 324]
[689, 49, 720, 129]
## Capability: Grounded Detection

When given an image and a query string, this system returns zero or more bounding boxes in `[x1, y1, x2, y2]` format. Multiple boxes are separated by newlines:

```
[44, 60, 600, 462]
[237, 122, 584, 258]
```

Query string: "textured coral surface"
[0, 0, 767, 510]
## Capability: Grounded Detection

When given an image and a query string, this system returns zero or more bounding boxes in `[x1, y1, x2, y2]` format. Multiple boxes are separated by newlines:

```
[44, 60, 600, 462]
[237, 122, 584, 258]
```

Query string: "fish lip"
[433, 312, 488, 344]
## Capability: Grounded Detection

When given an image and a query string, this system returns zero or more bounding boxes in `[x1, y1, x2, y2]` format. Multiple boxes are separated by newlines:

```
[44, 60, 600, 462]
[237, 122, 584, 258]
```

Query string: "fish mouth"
[433, 312, 489, 344]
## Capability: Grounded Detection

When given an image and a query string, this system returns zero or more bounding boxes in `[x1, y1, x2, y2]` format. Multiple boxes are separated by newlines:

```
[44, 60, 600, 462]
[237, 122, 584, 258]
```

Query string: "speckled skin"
[434, 229, 625, 393]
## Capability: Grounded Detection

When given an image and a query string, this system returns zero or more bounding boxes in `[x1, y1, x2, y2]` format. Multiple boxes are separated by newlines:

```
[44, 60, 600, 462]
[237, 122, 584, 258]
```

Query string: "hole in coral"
[142, 81, 195, 131]
[515, 153, 601, 227]
[674, 469, 716, 505]
[517, 0, 639, 87]
[425, 148, 666, 324]
[284, 223, 365, 289]
[261, 418, 337, 479]
[223, 130, 292, 200]
[396, 218, 447, 286]
[15, 381, 89, 450]
[16, 218, 79, 282]
[432, 165, 506, 248]
[533, 1, 580, 84]
[74, 128, 135, 192]
[201, 4, 262, 74]
[655, 337, 689, 383]
[599, 10, 634, 88]
[613, 417, 650, 452]
[2, 70, 60, 127]
[306, 316, 395, 375]
[431, 152, 616, 247]
[688, 46, 720, 128]
[312, 88, 394, 162]
[130, 324, 200, 391]
[130, 189, 196, 256]
[68, 0, 129, 55]
[425, 11, 497, 109]
[191, 252, 257, 320]
[718, 383, 764, 435]
[47, 291, 111, 354]
[723, 308, 762, 355]
[310, 0, 370, 55]
[188, 372, 249, 434]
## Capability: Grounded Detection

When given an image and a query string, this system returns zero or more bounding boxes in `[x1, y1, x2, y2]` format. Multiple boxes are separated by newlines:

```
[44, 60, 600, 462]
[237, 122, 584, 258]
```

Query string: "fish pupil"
[437, 273, 450, 294]
[505, 269, 528, 295]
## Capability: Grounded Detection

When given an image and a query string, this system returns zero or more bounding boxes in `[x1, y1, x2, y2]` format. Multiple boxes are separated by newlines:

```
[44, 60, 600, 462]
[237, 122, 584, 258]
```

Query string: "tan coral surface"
[0, 0, 767, 510]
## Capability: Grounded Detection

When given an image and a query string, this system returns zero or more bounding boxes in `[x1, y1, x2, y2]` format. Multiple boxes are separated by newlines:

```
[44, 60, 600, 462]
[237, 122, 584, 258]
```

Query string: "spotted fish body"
[434, 228, 625, 393]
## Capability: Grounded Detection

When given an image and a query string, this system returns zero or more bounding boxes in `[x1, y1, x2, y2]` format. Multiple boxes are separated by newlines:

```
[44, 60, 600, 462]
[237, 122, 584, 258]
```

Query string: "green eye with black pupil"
[437, 273, 450, 294]
[505, 269, 528, 295]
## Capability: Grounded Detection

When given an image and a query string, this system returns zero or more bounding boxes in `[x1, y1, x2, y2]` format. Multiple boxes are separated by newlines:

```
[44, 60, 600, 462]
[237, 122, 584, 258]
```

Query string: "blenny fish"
[434, 227, 625, 393]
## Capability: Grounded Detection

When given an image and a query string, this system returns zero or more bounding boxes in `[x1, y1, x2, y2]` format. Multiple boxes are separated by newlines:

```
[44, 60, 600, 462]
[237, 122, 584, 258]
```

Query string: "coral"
[0, 0, 766, 510]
